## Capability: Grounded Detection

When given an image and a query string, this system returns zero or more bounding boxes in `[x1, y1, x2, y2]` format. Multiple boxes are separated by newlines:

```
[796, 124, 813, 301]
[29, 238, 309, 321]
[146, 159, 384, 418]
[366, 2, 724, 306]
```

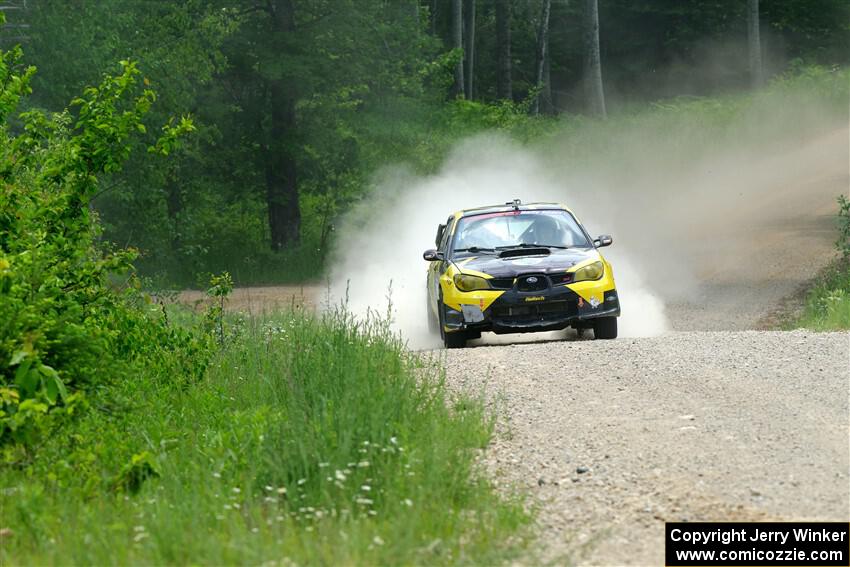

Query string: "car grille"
[489, 277, 515, 290]
[548, 272, 574, 285]
[491, 299, 577, 319]
[516, 274, 549, 292]
[488, 273, 574, 290]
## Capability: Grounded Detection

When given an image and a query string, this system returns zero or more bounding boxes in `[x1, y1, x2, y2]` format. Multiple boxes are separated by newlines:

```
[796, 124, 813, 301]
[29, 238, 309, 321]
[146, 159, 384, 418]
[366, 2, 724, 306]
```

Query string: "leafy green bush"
[797, 260, 850, 330]
[797, 195, 850, 330]
[0, 45, 195, 453]
[836, 194, 850, 258]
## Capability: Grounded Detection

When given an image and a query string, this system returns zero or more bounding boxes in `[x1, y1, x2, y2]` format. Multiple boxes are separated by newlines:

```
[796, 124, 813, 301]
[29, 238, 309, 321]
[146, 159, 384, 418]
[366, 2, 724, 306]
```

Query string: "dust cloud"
[327, 84, 848, 348]
[327, 136, 669, 347]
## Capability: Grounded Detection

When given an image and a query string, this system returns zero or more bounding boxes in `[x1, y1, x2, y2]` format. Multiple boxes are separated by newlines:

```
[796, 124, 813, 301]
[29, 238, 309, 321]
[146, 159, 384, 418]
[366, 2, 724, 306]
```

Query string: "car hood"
[454, 248, 600, 277]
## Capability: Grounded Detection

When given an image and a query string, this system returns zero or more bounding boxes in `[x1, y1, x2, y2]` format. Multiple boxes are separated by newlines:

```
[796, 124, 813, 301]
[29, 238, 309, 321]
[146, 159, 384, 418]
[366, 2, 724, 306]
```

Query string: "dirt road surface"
[179, 284, 318, 313]
[180, 127, 849, 565]
[444, 331, 848, 564]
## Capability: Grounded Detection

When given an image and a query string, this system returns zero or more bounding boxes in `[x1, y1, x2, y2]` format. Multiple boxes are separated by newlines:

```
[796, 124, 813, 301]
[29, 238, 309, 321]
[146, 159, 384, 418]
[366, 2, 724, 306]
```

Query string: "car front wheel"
[593, 317, 618, 340]
[427, 298, 439, 335]
[438, 298, 467, 349]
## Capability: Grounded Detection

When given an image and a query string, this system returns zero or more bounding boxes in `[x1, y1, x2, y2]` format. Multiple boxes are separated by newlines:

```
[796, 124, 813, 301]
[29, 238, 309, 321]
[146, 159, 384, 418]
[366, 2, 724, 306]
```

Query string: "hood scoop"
[498, 247, 551, 259]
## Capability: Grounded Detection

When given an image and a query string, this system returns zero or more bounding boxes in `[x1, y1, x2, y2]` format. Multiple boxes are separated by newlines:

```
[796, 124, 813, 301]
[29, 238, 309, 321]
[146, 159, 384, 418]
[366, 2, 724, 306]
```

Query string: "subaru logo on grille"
[526, 276, 538, 283]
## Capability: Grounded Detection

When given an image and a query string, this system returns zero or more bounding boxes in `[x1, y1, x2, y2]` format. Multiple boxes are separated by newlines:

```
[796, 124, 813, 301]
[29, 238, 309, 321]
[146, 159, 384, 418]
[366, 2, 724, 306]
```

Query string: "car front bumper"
[443, 287, 620, 334]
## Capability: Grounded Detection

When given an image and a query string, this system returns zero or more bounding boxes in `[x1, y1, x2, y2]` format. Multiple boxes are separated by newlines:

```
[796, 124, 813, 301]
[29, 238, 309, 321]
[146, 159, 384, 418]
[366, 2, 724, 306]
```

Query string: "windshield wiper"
[453, 246, 496, 253]
[496, 243, 571, 250]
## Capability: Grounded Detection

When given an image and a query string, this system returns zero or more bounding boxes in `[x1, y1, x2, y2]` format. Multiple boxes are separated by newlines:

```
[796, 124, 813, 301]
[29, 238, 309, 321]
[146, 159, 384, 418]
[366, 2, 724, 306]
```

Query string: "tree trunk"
[166, 178, 183, 252]
[495, 0, 511, 100]
[430, 0, 438, 35]
[463, 0, 475, 99]
[266, 0, 300, 251]
[747, 0, 763, 88]
[451, 0, 464, 97]
[542, 40, 553, 113]
[533, 0, 551, 115]
[583, 0, 606, 118]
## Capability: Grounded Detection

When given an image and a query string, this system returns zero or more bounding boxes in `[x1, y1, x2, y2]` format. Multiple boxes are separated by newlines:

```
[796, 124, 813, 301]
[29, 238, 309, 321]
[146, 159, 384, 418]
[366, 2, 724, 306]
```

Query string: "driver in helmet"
[522, 214, 566, 246]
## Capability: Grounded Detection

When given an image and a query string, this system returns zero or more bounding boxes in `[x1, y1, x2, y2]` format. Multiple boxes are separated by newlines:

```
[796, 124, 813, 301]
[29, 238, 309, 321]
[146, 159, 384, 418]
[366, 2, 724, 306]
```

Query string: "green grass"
[1, 309, 530, 565]
[796, 258, 850, 330]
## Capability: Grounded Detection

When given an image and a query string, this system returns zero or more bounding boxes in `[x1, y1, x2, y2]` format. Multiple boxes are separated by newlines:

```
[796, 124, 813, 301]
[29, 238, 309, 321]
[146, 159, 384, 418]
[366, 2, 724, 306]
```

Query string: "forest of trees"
[1, 0, 847, 285]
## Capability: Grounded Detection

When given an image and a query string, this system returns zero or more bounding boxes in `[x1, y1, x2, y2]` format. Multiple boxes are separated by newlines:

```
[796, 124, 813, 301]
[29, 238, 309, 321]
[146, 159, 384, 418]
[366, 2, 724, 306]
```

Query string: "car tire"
[427, 298, 439, 335]
[592, 317, 618, 340]
[443, 331, 467, 349]
[438, 298, 467, 349]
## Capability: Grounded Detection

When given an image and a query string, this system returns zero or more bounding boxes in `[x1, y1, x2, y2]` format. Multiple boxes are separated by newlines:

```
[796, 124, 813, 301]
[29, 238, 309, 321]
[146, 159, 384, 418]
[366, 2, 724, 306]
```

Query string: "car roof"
[452, 201, 573, 220]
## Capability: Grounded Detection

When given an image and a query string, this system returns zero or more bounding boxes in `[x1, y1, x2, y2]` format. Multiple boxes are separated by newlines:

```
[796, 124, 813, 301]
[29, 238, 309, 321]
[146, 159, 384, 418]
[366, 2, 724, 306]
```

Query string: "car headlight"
[454, 273, 490, 291]
[572, 261, 604, 282]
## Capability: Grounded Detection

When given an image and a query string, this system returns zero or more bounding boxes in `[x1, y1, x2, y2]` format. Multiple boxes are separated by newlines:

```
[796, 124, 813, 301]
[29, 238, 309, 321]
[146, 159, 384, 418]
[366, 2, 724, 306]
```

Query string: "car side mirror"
[594, 234, 613, 247]
[423, 249, 443, 261]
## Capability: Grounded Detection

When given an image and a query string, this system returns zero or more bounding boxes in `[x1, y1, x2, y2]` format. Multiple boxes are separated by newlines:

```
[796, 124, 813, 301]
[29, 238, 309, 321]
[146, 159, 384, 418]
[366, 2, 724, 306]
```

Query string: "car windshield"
[452, 210, 591, 254]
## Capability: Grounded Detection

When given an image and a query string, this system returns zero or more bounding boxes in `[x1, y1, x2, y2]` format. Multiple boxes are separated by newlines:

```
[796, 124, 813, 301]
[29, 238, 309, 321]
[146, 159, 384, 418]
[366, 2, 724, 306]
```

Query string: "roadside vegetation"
[796, 195, 850, 330]
[0, 40, 529, 564]
[3, 309, 530, 565]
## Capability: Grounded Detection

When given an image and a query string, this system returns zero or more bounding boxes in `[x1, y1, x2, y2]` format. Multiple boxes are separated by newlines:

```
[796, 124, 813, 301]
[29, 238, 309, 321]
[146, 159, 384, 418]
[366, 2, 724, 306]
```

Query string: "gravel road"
[443, 331, 848, 565]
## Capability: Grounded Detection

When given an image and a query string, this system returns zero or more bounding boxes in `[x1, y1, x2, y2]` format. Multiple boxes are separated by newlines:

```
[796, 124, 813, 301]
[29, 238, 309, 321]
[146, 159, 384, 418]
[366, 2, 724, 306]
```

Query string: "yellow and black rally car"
[424, 200, 620, 348]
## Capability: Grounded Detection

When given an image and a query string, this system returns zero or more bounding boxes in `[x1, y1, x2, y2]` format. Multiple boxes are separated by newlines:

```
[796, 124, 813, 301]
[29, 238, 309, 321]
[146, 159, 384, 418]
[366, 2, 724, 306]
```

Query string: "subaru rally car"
[424, 200, 620, 348]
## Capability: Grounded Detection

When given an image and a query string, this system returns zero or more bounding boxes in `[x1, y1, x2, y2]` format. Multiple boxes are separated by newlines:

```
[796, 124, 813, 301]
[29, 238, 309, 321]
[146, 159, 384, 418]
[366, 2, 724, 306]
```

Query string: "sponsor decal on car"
[524, 296, 545, 302]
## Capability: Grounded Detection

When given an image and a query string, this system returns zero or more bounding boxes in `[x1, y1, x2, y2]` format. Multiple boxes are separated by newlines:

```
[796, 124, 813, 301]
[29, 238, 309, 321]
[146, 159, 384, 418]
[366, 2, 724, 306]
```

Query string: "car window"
[439, 217, 455, 253]
[452, 210, 590, 252]
[434, 223, 445, 248]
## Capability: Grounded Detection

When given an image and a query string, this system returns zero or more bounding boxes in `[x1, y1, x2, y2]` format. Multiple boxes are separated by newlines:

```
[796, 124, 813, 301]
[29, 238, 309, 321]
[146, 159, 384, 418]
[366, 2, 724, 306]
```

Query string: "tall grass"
[1, 309, 529, 565]
[797, 259, 850, 330]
